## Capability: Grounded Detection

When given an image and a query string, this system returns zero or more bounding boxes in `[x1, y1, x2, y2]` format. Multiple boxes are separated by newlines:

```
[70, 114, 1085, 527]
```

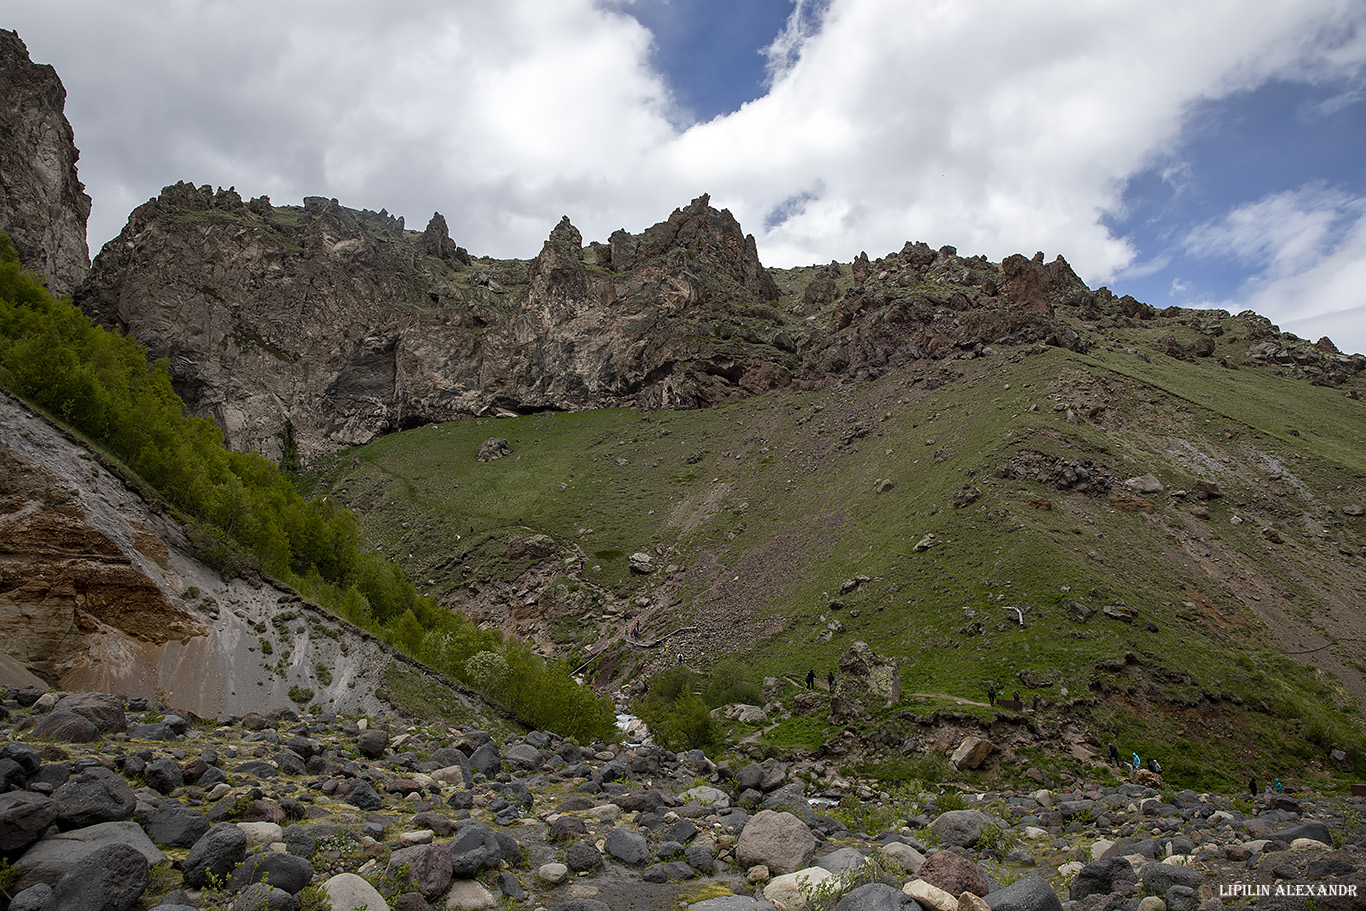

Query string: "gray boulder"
[604, 827, 650, 866]
[504, 743, 544, 771]
[817, 847, 870, 874]
[345, 778, 384, 811]
[1269, 822, 1333, 845]
[448, 822, 502, 877]
[1069, 856, 1136, 900]
[387, 843, 452, 899]
[566, 839, 604, 872]
[1138, 861, 1204, 896]
[736, 809, 816, 876]
[356, 730, 389, 758]
[229, 882, 295, 911]
[929, 809, 995, 848]
[32, 712, 100, 743]
[9, 884, 54, 911]
[833, 882, 919, 911]
[183, 822, 249, 888]
[53, 767, 137, 830]
[14, 820, 164, 891]
[143, 757, 184, 795]
[469, 741, 501, 775]
[985, 874, 1064, 911]
[144, 799, 210, 848]
[686, 836, 717, 874]
[231, 850, 315, 894]
[49, 842, 148, 911]
[0, 791, 58, 852]
[54, 693, 127, 733]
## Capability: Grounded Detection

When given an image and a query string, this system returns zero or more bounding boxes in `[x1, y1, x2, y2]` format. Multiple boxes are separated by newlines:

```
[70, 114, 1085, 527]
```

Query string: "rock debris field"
[2, 689, 1366, 911]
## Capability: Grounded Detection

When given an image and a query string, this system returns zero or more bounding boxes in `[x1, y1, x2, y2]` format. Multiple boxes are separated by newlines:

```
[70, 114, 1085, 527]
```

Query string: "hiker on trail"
[1250, 778, 1257, 796]
[1132, 751, 1141, 769]
[1013, 691, 1020, 702]
[1109, 743, 1120, 766]
[828, 671, 836, 694]
[1275, 778, 1283, 793]
[677, 654, 683, 665]
[806, 669, 815, 690]
[988, 684, 996, 706]
[1150, 758, 1162, 775]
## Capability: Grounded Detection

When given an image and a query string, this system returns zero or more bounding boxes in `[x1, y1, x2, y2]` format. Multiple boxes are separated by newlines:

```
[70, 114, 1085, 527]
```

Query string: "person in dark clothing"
[1013, 691, 1020, 702]
[988, 685, 996, 706]
[1250, 778, 1257, 796]
[827, 671, 836, 694]
[1109, 743, 1120, 766]
[806, 669, 815, 690]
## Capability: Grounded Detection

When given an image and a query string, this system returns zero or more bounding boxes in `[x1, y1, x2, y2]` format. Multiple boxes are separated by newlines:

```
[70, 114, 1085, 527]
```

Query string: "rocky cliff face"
[77, 183, 1118, 464]
[0, 391, 447, 718]
[76, 189, 802, 462]
[0, 30, 91, 296]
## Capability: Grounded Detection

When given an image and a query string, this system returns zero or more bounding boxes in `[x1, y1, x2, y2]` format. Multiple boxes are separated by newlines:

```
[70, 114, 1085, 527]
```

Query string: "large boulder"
[449, 822, 502, 877]
[0, 791, 58, 852]
[386, 843, 452, 899]
[53, 693, 127, 733]
[14, 820, 163, 891]
[764, 865, 834, 911]
[736, 810, 816, 876]
[1069, 856, 1136, 901]
[833, 882, 920, 911]
[322, 872, 390, 911]
[950, 737, 993, 770]
[143, 799, 209, 848]
[917, 849, 989, 897]
[53, 767, 136, 829]
[230, 851, 315, 895]
[985, 874, 1064, 911]
[182, 822, 248, 888]
[929, 809, 995, 848]
[1138, 861, 1205, 897]
[604, 827, 650, 866]
[48, 842, 148, 911]
[31, 712, 100, 743]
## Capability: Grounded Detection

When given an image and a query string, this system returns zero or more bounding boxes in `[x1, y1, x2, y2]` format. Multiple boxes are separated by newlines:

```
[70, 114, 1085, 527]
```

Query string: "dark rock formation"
[0, 30, 91, 296]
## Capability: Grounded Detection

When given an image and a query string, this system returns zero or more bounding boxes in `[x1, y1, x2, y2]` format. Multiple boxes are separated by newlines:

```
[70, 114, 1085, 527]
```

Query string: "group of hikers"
[986, 684, 1020, 706]
[805, 668, 836, 694]
[1107, 743, 1163, 775]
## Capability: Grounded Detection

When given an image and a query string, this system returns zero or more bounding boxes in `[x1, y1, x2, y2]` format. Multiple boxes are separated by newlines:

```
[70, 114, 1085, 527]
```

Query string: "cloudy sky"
[10, 0, 1366, 353]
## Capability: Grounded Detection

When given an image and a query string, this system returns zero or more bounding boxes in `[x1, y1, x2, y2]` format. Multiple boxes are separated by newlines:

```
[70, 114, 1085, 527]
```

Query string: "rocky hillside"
[0, 30, 90, 297]
[71, 178, 1172, 466]
[0, 390, 482, 723]
[2, 686, 1365, 911]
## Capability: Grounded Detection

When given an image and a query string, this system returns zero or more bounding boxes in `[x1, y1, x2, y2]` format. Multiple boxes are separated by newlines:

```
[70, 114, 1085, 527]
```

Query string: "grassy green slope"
[314, 323, 1366, 789]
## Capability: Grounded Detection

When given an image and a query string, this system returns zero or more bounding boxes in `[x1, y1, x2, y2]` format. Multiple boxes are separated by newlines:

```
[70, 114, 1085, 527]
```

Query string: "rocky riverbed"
[2, 687, 1365, 911]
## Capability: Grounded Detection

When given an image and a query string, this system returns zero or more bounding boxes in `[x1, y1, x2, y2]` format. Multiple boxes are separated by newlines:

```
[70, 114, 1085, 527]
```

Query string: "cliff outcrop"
[76, 189, 800, 462]
[0, 29, 91, 296]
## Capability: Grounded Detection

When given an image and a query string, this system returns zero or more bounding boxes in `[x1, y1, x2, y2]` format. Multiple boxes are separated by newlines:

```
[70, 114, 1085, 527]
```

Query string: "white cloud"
[7, 0, 1366, 305]
[1183, 184, 1366, 354]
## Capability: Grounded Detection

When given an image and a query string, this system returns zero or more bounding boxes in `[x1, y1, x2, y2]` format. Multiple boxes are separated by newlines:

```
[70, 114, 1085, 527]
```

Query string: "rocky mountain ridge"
[73, 179, 1365, 468]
